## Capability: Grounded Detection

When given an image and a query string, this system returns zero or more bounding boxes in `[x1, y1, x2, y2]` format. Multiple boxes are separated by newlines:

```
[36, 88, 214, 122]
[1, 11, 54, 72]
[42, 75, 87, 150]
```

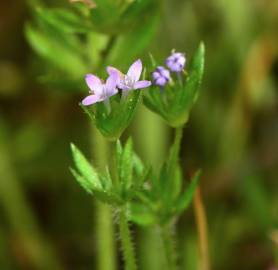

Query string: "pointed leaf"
[179, 42, 205, 108]
[120, 138, 133, 191]
[25, 23, 87, 77]
[35, 7, 92, 34]
[175, 170, 201, 214]
[128, 203, 156, 226]
[95, 90, 141, 140]
[133, 152, 144, 176]
[169, 42, 205, 126]
[70, 168, 94, 194]
[70, 143, 102, 189]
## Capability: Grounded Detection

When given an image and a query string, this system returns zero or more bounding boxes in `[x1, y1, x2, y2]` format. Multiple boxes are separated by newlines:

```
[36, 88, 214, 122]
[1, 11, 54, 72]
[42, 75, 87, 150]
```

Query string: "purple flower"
[82, 71, 118, 106]
[166, 52, 186, 72]
[107, 59, 151, 91]
[152, 66, 171, 87]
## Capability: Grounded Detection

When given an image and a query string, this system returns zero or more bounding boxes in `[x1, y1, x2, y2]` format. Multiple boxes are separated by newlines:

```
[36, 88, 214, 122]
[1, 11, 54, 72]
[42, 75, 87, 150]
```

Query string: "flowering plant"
[70, 44, 205, 270]
[25, 0, 206, 268]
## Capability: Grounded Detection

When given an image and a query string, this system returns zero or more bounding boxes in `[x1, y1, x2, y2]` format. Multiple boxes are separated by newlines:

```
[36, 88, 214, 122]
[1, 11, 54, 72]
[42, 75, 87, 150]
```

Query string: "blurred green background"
[0, 0, 278, 269]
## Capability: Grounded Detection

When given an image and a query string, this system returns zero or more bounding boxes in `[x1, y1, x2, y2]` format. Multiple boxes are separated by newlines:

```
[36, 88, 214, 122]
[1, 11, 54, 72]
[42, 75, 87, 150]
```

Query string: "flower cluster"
[82, 59, 151, 106]
[152, 51, 186, 87]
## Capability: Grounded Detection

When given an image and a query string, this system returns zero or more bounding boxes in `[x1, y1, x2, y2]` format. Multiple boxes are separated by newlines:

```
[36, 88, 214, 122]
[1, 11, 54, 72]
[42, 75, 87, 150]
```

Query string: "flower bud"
[166, 52, 186, 73]
[152, 66, 171, 87]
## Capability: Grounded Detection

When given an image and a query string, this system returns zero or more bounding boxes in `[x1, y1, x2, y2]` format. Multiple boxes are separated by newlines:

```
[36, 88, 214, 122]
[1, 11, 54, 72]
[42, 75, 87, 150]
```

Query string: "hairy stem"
[119, 208, 137, 270]
[193, 186, 210, 270]
[160, 222, 178, 270]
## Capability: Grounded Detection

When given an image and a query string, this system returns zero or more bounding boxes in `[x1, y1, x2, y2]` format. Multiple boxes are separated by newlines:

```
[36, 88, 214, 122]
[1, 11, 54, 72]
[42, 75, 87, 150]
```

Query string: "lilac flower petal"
[155, 77, 167, 86]
[161, 69, 170, 78]
[105, 71, 119, 96]
[152, 71, 160, 80]
[107, 66, 123, 86]
[127, 59, 142, 82]
[85, 74, 102, 95]
[107, 66, 121, 76]
[134, 80, 151, 89]
[152, 66, 170, 87]
[82, 94, 101, 106]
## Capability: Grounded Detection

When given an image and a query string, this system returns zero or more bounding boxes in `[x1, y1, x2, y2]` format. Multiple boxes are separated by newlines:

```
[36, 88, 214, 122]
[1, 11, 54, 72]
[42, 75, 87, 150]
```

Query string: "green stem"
[160, 222, 178, 270]
[119, 208, 137, 270]
[168, 126, 183, 175]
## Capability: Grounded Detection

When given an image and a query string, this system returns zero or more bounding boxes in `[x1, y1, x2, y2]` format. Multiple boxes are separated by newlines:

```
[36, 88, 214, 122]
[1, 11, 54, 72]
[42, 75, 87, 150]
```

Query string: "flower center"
[124, 76, 135, 88]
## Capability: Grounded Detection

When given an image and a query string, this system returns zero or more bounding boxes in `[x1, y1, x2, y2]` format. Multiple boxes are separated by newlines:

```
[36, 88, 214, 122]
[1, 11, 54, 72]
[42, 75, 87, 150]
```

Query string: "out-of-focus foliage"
[25, 0, 160, 89]
[0, 0, 278, 269]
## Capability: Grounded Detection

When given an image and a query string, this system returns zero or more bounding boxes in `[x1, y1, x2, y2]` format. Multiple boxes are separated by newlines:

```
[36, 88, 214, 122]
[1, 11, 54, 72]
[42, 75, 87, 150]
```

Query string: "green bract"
[129, 168, 201, 226]
[82, 91, 141, 141]
[70, 139, 149, 206]
[144, 42, 205, 127]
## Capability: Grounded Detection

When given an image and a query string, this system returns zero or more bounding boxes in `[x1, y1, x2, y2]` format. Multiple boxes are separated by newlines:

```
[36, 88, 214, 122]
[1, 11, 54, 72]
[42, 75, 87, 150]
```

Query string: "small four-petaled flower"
[82, 71, 118, 106]
[107, 59, 151, 91]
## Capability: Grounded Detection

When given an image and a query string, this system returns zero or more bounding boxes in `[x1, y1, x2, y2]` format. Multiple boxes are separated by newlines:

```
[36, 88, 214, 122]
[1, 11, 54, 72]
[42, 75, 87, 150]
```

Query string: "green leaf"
[95, 91, 141, 140]
[178, 42, 205, 110]
[70, 143, 102, 190]
[80, 105, 96, 123]
[175, 170, 201, 214]
[70, 168, 122, 204]
[35, 7, 92, 33]
[100, 167, 113, 190]
[120, 138, 133, 191]
[132, 166, 151, 192]
[25, 23, 87, 77]
[133, 152, 144, 176]
[116, 140, 123, 162]
[70, 168, 94, 194]
[128, 203, 156, 226]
